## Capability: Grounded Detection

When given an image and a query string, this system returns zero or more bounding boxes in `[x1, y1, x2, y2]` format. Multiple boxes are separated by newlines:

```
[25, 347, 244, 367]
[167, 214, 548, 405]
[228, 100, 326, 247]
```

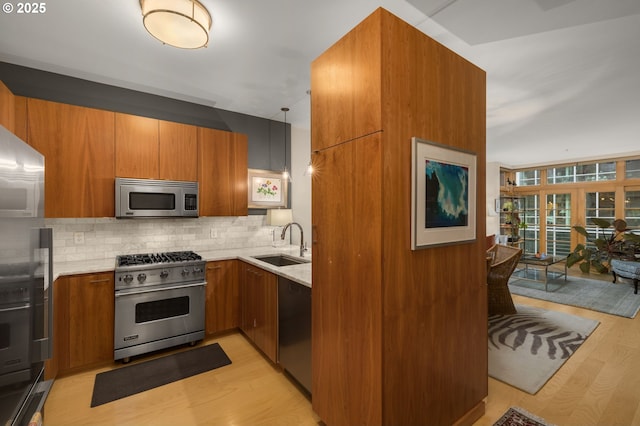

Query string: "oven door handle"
[0, 303, 30, 313]
[115, 281, 206, 297]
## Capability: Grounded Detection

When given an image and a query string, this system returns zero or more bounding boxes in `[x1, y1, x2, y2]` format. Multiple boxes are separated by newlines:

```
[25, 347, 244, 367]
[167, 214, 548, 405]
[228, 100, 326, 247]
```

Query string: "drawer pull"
[89, 279, 111, 284]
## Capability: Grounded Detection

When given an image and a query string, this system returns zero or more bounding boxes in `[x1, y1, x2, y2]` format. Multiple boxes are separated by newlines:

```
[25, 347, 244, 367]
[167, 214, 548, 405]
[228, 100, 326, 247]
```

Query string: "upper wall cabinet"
[198, 127, 248, 216]
[115, 114, 198, 182]
[115, 113, 159, 179]
[27, 98, 115, 218]
[0, 80, 15, 133]
[14, 96, 27, 141]
[310, 17, 382, 151]
[159, 120, 198, 182]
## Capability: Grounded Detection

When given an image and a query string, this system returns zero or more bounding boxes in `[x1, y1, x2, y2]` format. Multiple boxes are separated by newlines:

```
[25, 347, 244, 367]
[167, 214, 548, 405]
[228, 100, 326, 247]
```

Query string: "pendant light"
[281, 107, 291, 181]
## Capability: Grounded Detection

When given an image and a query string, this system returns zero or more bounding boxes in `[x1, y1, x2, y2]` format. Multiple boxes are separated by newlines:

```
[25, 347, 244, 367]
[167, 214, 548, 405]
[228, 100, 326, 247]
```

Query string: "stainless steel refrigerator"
[0, 125, 53, 425]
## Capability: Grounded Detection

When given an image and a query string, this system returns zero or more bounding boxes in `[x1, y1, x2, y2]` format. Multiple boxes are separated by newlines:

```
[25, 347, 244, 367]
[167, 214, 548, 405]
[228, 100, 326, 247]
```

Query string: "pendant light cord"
[281, 107, 289, 180]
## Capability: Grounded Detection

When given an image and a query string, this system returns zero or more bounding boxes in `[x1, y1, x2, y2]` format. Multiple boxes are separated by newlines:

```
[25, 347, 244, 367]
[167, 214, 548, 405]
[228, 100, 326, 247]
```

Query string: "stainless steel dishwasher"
[278, 276, 311, 394]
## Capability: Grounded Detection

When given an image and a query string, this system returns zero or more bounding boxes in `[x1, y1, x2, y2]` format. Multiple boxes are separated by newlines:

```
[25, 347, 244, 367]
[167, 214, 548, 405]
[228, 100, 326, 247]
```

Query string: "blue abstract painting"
[424, 159, 469, 228]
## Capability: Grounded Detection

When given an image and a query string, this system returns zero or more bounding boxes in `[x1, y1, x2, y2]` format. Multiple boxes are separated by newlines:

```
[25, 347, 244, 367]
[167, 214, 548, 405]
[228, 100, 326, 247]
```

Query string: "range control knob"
[193, 266, 202, 274]
[182, 268, 190, 277]
[137, 273, 147, 283]
[123, 274, 134, 284]
[160, 270, 169, 279]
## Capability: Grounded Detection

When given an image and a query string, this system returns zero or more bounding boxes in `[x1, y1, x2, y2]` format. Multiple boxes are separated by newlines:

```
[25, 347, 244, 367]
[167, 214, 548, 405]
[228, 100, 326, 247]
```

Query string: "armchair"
[487, 244, 523, 315]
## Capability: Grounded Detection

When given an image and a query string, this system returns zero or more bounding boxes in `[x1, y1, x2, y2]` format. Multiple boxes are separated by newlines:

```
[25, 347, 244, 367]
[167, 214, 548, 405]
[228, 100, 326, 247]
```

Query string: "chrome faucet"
[281, 222, 306, 257]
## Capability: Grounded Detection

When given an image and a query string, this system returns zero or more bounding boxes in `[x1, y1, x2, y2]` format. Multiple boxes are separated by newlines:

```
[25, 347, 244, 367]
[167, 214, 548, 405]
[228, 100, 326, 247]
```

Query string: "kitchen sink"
[252, 254, 310, 267]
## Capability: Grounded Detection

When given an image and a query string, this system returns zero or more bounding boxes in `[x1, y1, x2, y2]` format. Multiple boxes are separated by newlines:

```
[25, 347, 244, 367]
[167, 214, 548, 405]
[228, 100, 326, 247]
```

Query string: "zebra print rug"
[488, 304, 599, 394]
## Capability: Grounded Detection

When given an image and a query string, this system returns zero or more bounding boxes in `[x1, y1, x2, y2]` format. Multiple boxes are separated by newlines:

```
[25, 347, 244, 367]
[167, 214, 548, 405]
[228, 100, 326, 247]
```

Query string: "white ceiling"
[0, 0, 638, 167]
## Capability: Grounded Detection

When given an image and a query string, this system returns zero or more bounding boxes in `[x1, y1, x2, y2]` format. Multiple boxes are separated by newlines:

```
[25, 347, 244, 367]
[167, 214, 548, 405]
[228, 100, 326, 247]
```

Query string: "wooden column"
[311, 8, 487, 425]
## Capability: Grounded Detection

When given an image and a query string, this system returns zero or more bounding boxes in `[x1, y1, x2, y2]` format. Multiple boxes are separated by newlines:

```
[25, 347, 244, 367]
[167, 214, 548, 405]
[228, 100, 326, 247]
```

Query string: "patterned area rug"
[493, 407, 555, 426]
[509, 275, 640, 318]
[488, 304, 599, 394]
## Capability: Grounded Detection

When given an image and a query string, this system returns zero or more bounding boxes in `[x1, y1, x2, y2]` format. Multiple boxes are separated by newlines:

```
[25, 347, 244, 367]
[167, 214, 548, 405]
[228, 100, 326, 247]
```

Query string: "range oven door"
[0, 301, 31, 386]
[114, 282, 206, 360]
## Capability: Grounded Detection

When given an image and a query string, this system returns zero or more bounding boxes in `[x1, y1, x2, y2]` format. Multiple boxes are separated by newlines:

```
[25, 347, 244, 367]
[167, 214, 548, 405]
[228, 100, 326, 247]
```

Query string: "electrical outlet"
[210, 228, 217, 239]
[73, 232, 85, 245]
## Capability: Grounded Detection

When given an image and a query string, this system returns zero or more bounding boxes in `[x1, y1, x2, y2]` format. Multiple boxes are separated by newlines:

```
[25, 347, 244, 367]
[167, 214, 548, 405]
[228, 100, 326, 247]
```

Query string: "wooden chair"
[486, 244, 523, 315]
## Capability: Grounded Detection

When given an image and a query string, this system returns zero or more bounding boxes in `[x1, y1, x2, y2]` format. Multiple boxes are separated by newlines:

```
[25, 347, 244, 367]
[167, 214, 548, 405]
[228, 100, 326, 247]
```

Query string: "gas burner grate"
[116, 251, 202, 267]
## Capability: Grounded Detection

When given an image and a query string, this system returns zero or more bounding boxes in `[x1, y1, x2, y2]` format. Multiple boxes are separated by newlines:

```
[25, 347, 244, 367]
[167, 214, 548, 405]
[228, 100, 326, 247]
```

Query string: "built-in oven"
[114, 251, 206, 362]
[0, 284, 31, 387]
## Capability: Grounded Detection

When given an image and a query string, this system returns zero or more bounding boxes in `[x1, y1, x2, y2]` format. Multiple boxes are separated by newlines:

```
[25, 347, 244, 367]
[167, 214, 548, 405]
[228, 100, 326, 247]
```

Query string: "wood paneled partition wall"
[311, 8, 487, 426]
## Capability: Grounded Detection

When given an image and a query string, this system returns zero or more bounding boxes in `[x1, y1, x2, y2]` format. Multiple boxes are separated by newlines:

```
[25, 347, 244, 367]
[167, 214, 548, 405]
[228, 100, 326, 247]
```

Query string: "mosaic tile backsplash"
[46, 216, 273, 263]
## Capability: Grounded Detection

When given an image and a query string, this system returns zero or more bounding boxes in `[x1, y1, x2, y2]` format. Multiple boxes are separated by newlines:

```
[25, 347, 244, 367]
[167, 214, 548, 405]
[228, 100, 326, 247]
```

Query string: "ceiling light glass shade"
[140, 0, 212, 49]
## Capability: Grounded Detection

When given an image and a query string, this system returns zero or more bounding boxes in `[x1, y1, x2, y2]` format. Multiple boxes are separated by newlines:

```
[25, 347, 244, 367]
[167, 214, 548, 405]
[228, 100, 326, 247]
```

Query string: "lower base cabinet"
[205, 260, 240, 334]
[239, 262, 278, 363]
[48, 272, 114, 378]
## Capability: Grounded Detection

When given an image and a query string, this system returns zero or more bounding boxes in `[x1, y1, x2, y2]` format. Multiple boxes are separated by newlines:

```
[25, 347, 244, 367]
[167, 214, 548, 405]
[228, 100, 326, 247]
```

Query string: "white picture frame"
[411, 137, 477, 250]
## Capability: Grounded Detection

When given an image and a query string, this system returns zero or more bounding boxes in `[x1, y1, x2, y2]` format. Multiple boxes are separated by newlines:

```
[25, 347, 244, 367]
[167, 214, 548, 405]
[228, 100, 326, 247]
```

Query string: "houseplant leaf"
[573, 226, 589, 238]
[591, 218, 612, 228]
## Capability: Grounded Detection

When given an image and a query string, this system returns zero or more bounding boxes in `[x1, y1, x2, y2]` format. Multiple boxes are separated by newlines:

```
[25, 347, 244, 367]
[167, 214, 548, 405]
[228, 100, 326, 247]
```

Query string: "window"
[576, 162, 615, 182]
[522, 194, 539, 254]
[585, 191, 615, 239]
[625, 190, 640, 228]
[515, 170, 540, 186]
[547, 162, 616, 184]
[547, 166, 574, 184]
[546, 193, 571, 256]
[626, 159, 640, 179]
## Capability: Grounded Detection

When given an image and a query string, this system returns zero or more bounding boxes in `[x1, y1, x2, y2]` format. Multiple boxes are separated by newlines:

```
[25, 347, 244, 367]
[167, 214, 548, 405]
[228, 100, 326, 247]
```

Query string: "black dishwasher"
[278, 277, 311, 394]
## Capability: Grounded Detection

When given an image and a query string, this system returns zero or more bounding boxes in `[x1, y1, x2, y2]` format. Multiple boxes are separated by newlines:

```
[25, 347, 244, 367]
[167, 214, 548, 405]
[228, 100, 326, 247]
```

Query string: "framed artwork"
[248, 168, 288, 208]
[411, 137, 477, 250]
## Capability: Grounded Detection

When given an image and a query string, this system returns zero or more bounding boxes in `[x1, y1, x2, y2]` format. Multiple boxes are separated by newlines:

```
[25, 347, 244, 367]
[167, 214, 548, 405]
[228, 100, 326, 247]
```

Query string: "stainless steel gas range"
[114, 251, 206, 362]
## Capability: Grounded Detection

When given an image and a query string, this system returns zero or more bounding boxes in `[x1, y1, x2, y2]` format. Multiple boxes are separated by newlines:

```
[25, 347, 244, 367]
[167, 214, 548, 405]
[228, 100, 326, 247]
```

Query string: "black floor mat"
[90, 343, 231, 407]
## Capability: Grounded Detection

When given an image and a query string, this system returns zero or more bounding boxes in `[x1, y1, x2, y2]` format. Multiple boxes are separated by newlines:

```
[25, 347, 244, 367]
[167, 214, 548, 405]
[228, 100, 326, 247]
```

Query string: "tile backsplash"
[46, 216, 273, 263]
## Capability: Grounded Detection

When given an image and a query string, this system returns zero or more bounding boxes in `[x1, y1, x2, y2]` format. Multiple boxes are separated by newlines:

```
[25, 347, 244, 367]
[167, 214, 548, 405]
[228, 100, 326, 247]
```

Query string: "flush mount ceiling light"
[140, 0, 212, 49]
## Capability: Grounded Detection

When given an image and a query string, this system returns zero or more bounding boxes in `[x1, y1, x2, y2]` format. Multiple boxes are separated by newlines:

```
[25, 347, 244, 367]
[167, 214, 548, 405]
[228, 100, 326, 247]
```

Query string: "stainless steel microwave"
[115, 178, 198, 218]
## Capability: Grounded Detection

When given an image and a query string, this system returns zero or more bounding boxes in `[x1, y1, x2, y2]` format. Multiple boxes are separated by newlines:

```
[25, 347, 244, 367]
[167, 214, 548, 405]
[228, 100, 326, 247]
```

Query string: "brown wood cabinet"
[198, 127, 248, 216]
[205, 260, 240, 334]
[0, 80, 15, 133]
[13, 96, 27, 141]
[26, 98, 115, 218]
[310, 8, 487, 426]
[7, 86, 246, 218]
[51, 272, 114, 376]
[239, 262, 277, 363]
[115, 113, 159, 179]
[114, 114, 198, 182]
[159, 120, 198, 182]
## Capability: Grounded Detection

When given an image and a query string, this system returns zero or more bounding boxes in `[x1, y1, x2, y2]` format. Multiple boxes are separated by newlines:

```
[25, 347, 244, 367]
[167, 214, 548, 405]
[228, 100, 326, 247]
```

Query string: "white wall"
[290, 125, 312, 249]
[486, 161, 501, 239]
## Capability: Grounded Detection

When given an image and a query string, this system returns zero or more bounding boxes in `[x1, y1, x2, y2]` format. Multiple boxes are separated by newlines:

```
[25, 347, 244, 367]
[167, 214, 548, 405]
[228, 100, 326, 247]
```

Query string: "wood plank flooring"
[44, 332, 321, 426]
[45, 272, 640, 426]
[475, 272, 640, 426]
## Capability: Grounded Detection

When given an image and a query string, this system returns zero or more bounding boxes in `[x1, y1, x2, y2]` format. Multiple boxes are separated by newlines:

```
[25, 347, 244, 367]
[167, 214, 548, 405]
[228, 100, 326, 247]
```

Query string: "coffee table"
[512, 255, 567, 291]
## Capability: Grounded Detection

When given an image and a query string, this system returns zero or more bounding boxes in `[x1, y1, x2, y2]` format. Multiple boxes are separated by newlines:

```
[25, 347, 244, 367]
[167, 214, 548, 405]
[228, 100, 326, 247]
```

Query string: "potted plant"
[567, 218, 640, 273]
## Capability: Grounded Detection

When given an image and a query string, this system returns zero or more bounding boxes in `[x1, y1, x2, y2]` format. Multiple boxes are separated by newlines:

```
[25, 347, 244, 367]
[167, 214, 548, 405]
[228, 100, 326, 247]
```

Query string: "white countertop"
[53, 245, 312, 288]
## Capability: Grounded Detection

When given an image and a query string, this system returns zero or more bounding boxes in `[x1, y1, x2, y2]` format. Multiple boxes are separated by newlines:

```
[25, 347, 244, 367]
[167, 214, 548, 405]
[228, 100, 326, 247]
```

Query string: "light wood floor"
[44, 332, 321, 426]
[475, 271, 640, 426]
[45, 273, 640, 426]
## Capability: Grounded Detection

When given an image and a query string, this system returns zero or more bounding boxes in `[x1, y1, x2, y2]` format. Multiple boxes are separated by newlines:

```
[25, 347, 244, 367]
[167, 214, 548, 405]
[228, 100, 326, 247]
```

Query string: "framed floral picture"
[248, 169, 288, 208]
[411, 137, 477, 250]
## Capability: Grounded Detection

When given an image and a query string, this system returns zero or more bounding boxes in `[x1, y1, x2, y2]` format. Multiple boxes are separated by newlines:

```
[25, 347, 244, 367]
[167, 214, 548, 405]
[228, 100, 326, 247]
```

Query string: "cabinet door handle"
[207, 265, 222, 270]
[90, 278, 111, 284]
